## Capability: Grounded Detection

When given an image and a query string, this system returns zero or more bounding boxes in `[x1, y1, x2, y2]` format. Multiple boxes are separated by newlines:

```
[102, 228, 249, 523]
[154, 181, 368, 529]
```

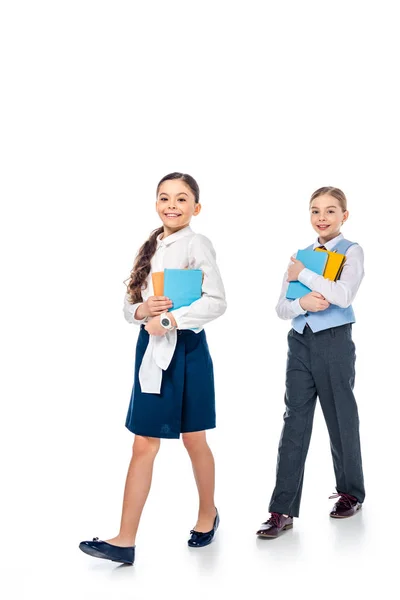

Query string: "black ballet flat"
[79, 537, 135, 565]
[188, 509, 220, 548]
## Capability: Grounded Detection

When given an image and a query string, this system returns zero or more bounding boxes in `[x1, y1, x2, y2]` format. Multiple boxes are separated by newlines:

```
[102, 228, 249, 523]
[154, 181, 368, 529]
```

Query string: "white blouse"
[123, 226, 227, 393]
[276, 233, 365, 320]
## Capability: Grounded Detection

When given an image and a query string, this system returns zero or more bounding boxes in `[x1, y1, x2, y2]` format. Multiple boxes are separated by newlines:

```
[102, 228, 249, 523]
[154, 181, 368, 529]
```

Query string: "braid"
[125, 226, 164, 303]
[125, 172, 200, 304]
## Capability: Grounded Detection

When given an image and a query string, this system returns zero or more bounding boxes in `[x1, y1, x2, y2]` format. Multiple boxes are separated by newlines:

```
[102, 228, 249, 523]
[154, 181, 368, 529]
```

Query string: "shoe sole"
[257, 523, 293, 538]
[330, 505, 362, 519]
[188, 539, 213, 548]
[79, 544, 134, 565]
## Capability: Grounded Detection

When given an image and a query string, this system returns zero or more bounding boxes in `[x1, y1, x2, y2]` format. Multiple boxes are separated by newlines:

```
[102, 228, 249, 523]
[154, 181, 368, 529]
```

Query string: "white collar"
[157, 226, 193, 247]
[313, 232, 343, 251]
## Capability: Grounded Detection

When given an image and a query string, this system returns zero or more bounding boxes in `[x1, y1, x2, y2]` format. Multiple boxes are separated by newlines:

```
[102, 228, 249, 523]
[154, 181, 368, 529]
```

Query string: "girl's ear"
[194, 203, 202, 216]
[342, 210, 349, 224]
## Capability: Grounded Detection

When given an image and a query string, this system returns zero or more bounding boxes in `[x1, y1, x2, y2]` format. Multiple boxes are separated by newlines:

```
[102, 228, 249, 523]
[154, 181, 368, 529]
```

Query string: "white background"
[1, 1, 398, 599]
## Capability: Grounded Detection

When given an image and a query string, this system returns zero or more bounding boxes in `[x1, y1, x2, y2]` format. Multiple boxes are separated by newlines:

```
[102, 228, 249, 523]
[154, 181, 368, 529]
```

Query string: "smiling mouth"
[164, 213, 182, 218]
[317, 224, 329, 229]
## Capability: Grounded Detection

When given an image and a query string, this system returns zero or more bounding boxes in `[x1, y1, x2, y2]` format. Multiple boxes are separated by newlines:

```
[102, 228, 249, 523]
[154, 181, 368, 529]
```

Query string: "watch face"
[161, 318, 170, 327]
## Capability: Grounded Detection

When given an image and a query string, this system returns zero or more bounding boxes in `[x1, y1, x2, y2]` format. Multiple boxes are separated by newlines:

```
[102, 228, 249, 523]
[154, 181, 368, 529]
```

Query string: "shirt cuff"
[291, 298, 307, 316]
[169, 306, 189, 329]
[298, 267, 318, 289]
[124, 299, 147, 324]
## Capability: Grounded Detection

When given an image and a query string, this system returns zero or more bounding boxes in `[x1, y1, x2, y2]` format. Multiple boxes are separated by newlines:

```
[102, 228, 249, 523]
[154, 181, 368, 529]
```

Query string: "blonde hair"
[309, 186, 347, 211]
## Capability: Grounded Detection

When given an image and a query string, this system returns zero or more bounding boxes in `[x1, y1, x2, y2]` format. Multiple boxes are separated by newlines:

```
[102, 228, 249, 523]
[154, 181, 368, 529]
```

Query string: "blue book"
[286, 250, 328, 300]
[164, 269, 203, 310]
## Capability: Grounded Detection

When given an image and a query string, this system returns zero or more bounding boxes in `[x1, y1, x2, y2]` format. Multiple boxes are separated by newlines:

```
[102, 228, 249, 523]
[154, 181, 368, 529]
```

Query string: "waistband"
[140, 324, 201, 337]
[302, 322, 352, 335]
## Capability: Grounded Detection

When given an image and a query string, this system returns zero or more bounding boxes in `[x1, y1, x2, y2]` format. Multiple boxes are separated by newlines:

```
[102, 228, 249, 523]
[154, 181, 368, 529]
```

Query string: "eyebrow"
[159, 192, 189, 197]
[311, 205, 338, 209]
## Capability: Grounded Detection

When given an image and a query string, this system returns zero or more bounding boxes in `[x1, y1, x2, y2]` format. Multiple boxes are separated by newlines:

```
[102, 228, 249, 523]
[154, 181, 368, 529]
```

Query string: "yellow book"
[151, 271, 164, 296]
[315, 248, 346, 281]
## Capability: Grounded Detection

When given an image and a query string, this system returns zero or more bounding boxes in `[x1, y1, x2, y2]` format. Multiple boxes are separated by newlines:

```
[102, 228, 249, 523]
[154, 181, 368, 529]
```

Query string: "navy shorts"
[125, 327, 216, 439]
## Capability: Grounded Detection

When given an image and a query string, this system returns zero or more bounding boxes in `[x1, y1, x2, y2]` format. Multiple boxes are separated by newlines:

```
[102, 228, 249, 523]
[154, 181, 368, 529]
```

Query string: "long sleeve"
[123, 294, 147, 325]
[297, 244, 364, 308]
[170, 234, 227, 329]
[276, 258, 308, 320]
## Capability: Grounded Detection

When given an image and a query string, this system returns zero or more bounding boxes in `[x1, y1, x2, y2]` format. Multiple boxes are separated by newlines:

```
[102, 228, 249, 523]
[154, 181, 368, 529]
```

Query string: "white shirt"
[123, 226, 227, 393]
[276, 233, 365, 320]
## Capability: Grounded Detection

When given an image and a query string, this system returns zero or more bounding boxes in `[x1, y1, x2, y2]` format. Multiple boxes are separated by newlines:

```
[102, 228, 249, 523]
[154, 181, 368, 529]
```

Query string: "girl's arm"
[297, 245, 364, 308]
[170, 234, 227, 329]
[123, 295, 147, 324]
[276, 256, 308, 320]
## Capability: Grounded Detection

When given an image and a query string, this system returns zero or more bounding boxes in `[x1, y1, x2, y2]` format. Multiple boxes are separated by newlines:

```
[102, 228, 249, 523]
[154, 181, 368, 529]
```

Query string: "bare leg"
[182, 431, 217, 532]
[106, 435, 160, 547]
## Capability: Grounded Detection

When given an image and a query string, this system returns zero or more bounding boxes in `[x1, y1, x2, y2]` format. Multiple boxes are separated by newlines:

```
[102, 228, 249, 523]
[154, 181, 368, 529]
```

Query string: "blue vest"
[292, 238, 357, 334]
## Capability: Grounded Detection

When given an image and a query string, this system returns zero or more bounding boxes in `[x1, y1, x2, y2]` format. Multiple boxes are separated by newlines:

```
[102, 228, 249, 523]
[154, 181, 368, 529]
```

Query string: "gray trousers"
[269, 323, 365, 518]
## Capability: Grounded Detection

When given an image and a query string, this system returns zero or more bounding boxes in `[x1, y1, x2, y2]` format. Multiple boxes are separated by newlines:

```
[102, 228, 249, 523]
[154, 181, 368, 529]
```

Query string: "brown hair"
[125, 172, 200, 304]
[309, 186, 347, 211]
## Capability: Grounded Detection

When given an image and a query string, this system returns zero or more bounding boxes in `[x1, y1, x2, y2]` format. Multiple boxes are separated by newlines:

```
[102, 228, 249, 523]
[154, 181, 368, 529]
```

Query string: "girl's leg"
[182, 431, 217, 532]
[106, 435, 160, 547]
[268, 329, 318, 518]
[313, 325, 365, 503]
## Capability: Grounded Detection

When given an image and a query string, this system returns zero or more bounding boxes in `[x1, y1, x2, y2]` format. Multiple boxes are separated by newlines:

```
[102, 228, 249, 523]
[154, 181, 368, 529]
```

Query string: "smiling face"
[310, 193, 349, 244]
[156, 178, 201, 236]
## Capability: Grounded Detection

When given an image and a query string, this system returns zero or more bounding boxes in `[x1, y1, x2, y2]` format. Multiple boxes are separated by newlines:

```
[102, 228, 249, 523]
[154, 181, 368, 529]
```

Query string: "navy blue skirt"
[125, 327, 216, 439]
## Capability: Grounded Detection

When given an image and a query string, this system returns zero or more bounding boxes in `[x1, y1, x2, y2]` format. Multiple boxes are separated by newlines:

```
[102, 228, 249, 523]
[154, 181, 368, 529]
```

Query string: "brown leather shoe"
[256, 513, 293, 538]
[329, 492, 362, 518]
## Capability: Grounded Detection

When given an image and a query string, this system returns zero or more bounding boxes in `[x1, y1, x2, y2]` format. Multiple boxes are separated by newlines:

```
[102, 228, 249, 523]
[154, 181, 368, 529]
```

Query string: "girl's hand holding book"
[135, 296, 173, 319]
[299, 292, 330, 313]
[287, 257, 306, 282]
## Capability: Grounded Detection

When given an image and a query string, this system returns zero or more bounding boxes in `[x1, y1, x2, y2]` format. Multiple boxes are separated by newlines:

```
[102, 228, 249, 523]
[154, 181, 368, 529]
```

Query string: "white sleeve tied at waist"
[126, 232, 227, 394]
[138, 329, 177, 394]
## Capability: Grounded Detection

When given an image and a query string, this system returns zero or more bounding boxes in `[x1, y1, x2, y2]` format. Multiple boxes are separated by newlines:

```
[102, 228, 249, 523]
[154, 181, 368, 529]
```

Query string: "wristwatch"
[159, 312, 175, 331]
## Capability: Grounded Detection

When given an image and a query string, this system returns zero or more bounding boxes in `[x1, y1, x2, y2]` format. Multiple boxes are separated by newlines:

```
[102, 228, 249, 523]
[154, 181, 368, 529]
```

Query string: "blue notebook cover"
[286, 250, 328, 300]
[164, 269, 203, 310]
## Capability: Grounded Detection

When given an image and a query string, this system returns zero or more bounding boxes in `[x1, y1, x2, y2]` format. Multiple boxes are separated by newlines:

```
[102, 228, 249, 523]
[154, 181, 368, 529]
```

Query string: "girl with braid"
[79, 173, 226, 564]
